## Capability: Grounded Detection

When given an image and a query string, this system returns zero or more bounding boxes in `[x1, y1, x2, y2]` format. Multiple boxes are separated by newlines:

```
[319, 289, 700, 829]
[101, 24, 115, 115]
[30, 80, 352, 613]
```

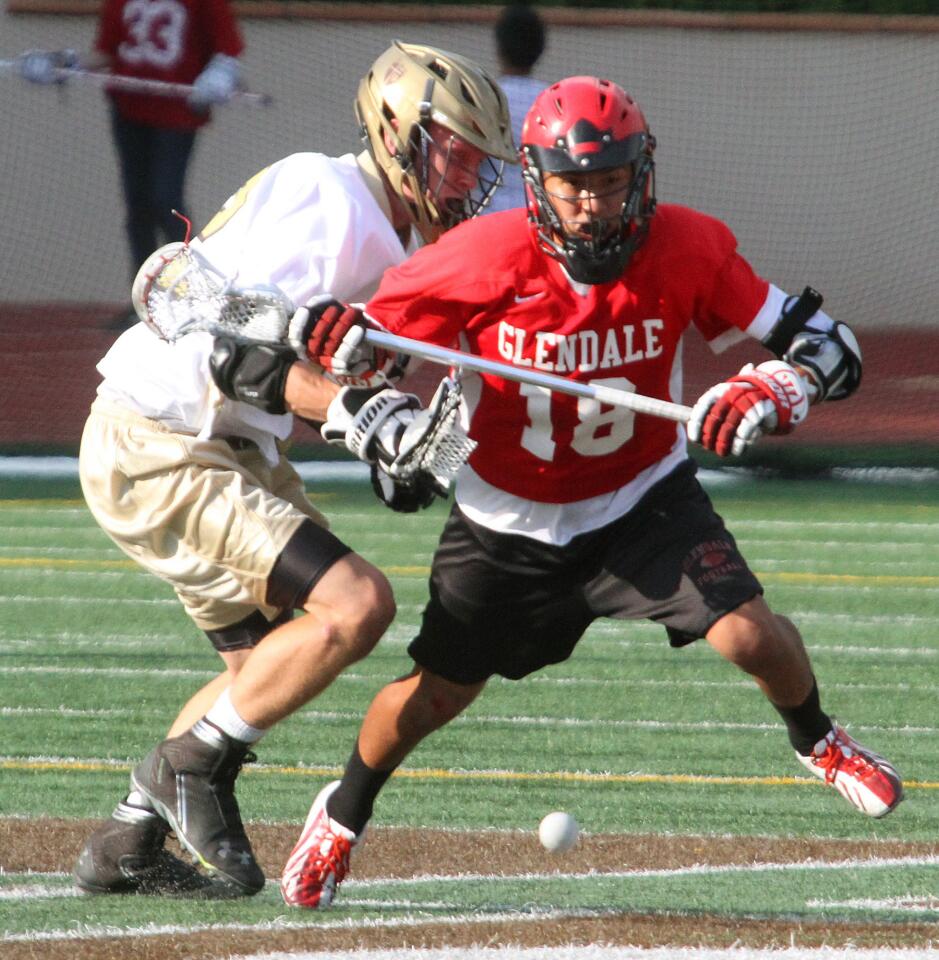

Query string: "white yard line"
[4, 705, 938, 739]
[3, 664, 935, 695]
[232, 949, 939, 960]
[4, 854, 939, 950]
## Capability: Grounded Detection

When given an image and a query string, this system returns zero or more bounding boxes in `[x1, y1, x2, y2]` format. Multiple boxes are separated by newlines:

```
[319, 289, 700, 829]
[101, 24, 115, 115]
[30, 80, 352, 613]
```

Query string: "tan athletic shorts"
[79, 398, 329, 631]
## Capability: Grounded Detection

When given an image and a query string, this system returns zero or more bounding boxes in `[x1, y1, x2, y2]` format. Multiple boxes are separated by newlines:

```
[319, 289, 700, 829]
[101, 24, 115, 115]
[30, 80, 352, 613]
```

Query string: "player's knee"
[337, 570, 396, 658]
[709, 601, 787, 672]
[302, 564, 395, 662]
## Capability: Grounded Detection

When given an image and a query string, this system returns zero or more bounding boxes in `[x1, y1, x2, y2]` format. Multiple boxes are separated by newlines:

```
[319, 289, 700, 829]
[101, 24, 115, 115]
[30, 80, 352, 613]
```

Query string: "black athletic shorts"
[408, 460, 763, 685]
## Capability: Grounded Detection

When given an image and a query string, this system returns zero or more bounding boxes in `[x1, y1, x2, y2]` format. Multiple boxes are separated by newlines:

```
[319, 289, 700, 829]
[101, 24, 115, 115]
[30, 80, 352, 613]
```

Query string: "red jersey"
[95, 0, 243, 130]
[367, 205, 769, 504]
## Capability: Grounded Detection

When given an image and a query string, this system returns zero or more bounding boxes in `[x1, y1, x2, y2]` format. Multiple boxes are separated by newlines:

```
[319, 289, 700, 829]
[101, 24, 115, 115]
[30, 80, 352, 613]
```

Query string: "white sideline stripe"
[0, 884, 81, 901]
[0, 594, 178, 606]
[732, 518, 939, 532]
[2, 630, 934, 660]
[4, 456, 939, 488]
[3, 503, 937, 533]
[754, 559, 938, 572]
[0, 907, 632, 944]
[0, 457, 370, 481]
[4, 536, 939, 552]
[9, 583, 939, 605]
[230, 949, 939, 960]
[5, 855, 939, 945]
[5, 856, 939, 947]
[4, 705, 938, 739]
[343, 853, 939, 890]
[739, 539, 938, 550]
[2, 608, 938, 640]
[7, 854, 939, 889]
[807, 895, 939, 911]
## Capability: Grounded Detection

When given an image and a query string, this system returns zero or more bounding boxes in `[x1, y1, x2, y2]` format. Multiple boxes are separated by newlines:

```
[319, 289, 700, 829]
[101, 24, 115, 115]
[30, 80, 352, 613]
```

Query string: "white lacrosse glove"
[321, 385, 422, 464]
[188, 54, 241, 109]
[322, 377, 475, 490]
[18, 49, 78, 84]
[688, 360, 810, 458]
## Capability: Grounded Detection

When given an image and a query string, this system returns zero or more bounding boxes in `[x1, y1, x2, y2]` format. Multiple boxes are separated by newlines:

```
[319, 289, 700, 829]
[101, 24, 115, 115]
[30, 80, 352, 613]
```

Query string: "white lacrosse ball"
[538, 811, 579, 854]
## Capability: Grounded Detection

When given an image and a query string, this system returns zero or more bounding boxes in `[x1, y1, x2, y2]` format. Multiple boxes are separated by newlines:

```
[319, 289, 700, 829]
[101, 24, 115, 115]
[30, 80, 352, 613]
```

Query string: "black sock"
[772, 678, 832, 755]
[325, 742, 395, 835]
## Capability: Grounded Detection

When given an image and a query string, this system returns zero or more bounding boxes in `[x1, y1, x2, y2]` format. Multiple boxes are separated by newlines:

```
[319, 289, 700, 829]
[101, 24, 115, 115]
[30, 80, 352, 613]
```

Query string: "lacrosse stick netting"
[132, 242, 293, 344]
[393, 376, 476, 485]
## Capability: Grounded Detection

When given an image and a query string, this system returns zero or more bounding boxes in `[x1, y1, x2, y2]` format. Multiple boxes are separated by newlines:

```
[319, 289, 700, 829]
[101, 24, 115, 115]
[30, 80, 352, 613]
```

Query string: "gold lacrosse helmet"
[356, 40, 516, 243]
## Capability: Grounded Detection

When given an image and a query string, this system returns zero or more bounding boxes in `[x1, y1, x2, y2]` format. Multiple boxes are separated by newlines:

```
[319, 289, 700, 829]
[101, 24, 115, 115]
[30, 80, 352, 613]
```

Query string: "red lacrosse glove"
[288, 295, 392, 386]
[688, 360, 810, 457]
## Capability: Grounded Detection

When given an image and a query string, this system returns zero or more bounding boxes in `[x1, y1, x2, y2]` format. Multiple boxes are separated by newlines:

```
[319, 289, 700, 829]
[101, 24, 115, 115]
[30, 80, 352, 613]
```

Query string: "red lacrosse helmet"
[521, 76, 656, 284]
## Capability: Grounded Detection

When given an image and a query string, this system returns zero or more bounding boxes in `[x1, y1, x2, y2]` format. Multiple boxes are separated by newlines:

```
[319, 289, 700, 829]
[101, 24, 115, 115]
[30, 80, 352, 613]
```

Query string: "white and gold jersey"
[95, 151, 416, 463]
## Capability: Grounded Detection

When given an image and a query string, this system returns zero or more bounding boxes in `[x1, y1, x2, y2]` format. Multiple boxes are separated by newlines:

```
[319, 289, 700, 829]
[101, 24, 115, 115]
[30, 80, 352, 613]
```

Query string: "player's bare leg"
[357, 668, 487, 769]
[167, 664, 244, 737]
[131, 552, 395, 894]
[705, 597, 813, 706]
[706, 596, 901, 817]
[228, 553, 394, 729]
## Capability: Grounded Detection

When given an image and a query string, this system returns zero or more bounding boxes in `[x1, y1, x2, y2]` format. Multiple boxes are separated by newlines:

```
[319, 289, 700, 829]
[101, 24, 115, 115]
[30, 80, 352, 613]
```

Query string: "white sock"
[203, 687, 266, 744]
[124, 789, 154, 811]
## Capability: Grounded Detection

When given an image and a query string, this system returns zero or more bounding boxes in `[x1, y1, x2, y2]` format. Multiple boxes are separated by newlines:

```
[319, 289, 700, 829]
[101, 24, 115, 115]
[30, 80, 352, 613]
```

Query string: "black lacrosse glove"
[370, 462, 445, 513]
[209, 337, 297, 415]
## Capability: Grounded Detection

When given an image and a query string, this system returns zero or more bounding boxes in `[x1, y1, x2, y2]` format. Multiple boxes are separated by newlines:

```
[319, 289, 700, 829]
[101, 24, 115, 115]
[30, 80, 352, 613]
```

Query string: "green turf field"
[2, 473, 938, 940]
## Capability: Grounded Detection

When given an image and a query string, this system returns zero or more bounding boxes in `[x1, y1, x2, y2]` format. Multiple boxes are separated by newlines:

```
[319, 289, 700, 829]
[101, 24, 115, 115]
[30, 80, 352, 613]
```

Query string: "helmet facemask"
[356, 41, 516, 244]
[404, 118, 506, 234]
[524, 149, 655, 284]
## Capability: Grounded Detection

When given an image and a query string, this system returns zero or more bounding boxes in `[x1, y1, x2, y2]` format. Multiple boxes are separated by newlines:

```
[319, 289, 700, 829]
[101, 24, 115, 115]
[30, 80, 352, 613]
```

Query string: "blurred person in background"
[485, 2, 547, 213]
[18, 0, 245, 329]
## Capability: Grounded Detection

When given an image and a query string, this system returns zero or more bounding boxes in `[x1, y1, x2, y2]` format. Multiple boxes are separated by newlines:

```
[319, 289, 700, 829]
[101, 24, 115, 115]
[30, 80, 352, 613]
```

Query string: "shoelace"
[212, 749, 257, 832]
[297, 830, 353, 898]
[813, 740, 874, 784]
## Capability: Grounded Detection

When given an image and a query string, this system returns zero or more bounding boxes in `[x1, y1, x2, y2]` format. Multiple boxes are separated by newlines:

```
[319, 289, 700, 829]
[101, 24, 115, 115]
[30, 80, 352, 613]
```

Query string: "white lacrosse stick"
[132, 242, 294, 344]
[131, 242, 692, 424]
[0, 59, 273, 105]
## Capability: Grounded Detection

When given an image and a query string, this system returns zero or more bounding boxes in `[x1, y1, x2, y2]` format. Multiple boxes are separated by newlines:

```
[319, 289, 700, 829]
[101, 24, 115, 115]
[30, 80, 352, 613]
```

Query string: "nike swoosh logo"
[514, 292, 544, 303]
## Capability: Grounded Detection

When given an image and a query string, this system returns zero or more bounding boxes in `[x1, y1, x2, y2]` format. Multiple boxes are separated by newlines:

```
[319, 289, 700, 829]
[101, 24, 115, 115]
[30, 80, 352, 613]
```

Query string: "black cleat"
[74, 800, 220, 896]
[131, 724, 266, 895]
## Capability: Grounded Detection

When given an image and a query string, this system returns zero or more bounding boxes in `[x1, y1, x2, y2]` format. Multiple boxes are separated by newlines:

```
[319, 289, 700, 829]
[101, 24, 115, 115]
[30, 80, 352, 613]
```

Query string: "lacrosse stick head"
[131, 242, 293, 344]
[393, 376, 476, 487]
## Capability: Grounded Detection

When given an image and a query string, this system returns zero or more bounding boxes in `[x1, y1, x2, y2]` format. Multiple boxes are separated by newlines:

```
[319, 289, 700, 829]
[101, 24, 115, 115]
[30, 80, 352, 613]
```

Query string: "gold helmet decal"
[356, 40, 516, 243]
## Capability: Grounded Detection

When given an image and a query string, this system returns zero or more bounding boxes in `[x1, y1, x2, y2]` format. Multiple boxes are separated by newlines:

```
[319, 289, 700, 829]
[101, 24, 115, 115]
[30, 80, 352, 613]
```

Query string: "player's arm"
[688, 287, 861, 458]
[761, 286, 862, 403]
[208, 337, 451, 511]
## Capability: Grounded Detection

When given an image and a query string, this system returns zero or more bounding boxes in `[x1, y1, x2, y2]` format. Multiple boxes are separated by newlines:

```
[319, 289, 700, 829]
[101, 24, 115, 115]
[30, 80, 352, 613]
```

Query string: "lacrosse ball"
[538, 811, 579, 853]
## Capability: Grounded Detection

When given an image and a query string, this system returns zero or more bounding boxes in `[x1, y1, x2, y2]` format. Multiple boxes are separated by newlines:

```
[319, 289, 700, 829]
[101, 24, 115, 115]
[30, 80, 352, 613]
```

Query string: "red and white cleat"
[280, 781, 364, 908]
[796, 723, 903, 818]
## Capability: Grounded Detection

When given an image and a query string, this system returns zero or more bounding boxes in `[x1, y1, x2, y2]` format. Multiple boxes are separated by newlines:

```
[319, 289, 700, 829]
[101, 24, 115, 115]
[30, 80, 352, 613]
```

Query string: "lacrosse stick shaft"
[364, 329, 693, 424]
[0, 60, 272, 106]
